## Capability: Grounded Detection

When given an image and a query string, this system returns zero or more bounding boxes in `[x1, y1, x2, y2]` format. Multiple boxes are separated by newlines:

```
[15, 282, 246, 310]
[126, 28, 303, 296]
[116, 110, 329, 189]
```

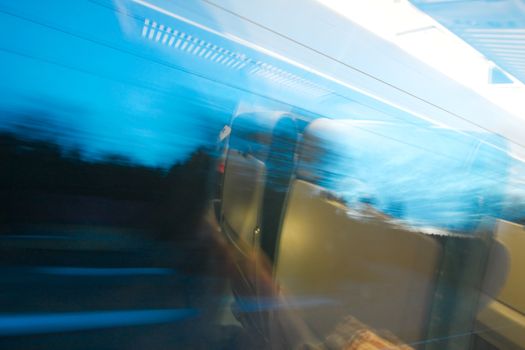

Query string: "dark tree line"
[0, 131, 216, 238]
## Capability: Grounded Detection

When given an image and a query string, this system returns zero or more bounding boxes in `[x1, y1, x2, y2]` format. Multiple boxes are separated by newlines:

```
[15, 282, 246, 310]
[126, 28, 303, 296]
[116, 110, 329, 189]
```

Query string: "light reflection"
[0, 309, 199, 336]
[298, 118, 521, 232]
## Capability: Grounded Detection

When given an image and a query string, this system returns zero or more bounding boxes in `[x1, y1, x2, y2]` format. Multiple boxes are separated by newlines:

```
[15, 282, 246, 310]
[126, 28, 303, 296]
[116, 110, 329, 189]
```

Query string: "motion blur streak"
[33, 266, 176, 276]
[0, 308, 199, 336]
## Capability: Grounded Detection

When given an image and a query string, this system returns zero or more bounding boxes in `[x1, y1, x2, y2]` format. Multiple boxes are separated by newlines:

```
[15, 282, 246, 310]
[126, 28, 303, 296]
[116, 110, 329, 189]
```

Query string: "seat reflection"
[220, 114, 511, 350]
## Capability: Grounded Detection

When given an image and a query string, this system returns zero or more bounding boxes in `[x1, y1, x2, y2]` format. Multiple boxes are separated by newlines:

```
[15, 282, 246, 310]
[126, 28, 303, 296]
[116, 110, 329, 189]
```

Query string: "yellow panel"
[494, 220, 525, 315]
[274, 180, 442, 343]
[222, 152, 266, 248]
[477, 299, 525, 350]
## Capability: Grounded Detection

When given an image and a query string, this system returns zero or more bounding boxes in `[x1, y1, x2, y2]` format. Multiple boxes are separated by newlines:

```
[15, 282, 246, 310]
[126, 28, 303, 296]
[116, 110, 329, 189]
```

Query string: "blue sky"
[0, 0, 244, 166]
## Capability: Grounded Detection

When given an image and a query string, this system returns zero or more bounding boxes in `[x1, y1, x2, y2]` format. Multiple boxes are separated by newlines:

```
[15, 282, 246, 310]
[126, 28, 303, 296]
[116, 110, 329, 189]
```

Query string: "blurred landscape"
[0, 108, 247, 349]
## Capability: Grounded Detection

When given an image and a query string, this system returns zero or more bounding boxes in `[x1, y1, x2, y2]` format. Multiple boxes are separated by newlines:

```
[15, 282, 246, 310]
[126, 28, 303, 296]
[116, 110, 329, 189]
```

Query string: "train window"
[1, 1, 525, 349]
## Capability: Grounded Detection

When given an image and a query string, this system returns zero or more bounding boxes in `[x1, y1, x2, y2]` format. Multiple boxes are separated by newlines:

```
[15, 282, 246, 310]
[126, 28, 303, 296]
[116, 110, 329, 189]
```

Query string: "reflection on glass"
[1, 1, 524, 349]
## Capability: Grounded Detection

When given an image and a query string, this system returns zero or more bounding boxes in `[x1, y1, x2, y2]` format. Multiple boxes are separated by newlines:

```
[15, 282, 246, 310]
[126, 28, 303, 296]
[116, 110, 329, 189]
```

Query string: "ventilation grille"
[141, 18, 330, 98]
[463, 28, 525, 77]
